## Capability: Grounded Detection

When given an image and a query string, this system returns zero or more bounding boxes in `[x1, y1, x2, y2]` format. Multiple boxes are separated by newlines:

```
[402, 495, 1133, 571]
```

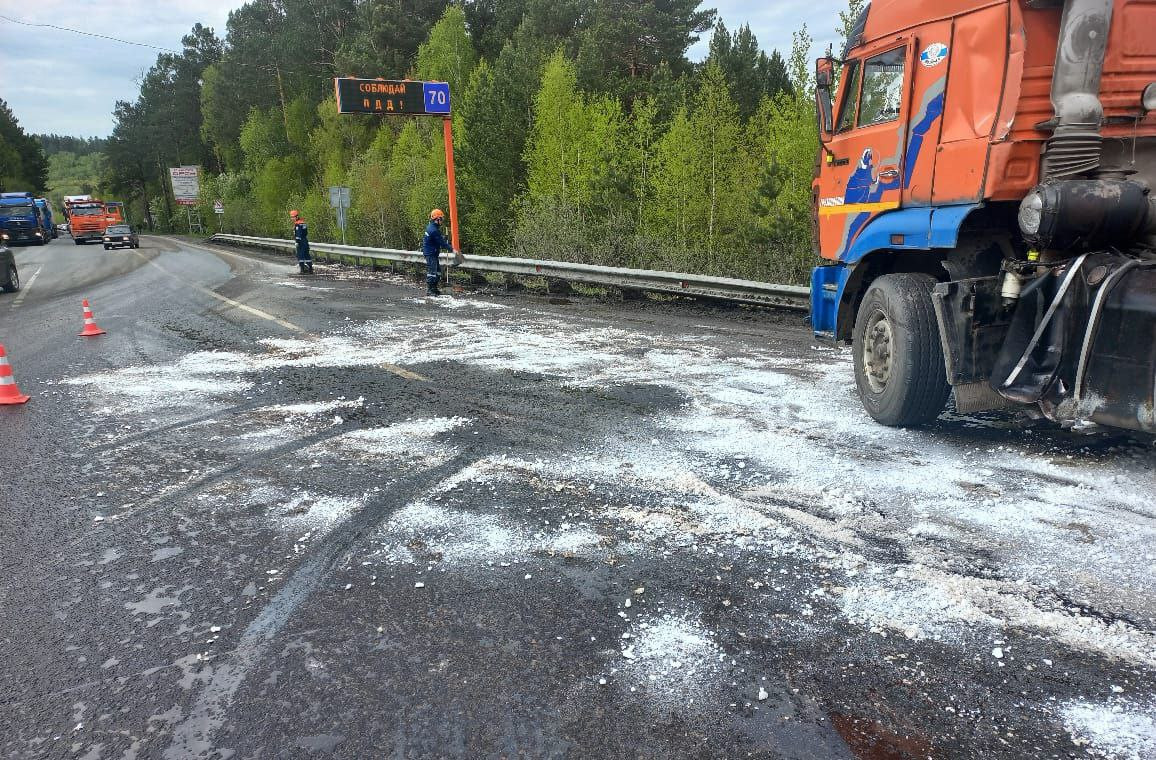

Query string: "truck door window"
[857, 48, 905, 127]
[835, 60, 862, 133]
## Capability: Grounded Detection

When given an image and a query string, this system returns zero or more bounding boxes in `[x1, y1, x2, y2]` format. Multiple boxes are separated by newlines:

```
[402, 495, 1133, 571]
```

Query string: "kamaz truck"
[65, 196, 124, 244]
[810, 0, 1156, 434]
[0, 192, 50, 245]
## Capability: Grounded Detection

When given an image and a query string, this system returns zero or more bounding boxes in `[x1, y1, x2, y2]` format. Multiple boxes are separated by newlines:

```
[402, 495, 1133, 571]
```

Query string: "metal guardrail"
[208, 233, 811, 311]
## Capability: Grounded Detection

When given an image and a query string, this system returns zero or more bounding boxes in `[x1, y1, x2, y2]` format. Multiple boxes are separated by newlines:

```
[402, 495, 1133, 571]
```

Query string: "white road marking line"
[381, 362, 429, 382]
[10, 266, 42, 309]
[138, 246, 428, 382]
[134, 251, 304, 333]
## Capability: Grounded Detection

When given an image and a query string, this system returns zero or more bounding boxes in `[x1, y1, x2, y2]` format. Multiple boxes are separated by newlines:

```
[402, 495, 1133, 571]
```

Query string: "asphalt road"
[0, 236, 1153, 760]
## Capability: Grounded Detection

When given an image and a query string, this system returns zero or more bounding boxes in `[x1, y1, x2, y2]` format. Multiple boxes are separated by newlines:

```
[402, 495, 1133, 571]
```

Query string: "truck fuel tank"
[987, 252, 1156, 433]
[1076, 260, 1156, 432]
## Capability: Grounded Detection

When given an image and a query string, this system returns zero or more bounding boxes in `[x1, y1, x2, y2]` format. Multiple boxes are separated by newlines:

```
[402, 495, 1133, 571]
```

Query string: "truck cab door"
[816, 37, 915, 262]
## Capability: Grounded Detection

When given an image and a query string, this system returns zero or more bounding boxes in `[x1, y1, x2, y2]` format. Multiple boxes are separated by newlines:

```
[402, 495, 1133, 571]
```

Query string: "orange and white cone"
[0, 344, 30, 405]
[79, 299, 107, 337]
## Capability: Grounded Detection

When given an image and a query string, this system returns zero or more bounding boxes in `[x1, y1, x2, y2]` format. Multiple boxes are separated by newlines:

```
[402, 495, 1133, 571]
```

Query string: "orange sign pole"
[442, 116, 462, 257]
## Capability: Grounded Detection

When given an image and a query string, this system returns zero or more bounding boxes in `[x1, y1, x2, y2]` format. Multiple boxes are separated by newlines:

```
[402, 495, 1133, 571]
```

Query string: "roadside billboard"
[169, 166, 200, 206]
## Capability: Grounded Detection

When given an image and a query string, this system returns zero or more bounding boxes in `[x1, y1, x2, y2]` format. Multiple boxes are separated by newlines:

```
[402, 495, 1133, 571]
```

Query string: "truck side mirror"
[815, 57, 836, 143]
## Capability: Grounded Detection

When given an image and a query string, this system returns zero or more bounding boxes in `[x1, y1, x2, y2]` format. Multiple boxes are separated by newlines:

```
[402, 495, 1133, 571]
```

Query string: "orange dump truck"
[65, 197, 125, 245]
[810, 0, 1156, 434]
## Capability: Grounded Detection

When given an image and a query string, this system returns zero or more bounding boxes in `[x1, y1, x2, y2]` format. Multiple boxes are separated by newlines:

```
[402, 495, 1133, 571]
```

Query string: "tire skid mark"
[162, 453, 474, 760]
[80, 400, 274, 456]
[66, 424, 359, 551]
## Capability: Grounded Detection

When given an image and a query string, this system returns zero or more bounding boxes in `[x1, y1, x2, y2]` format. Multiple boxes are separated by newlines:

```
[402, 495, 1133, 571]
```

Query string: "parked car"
[1, 233, 19, 293]
[102, 224, 139, 250]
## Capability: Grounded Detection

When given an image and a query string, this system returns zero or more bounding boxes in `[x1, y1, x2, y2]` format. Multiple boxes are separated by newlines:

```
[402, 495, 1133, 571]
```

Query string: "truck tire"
[852, 273, 950, 426]
[3, 263, 20, 293]
[75, 238, 82, 245]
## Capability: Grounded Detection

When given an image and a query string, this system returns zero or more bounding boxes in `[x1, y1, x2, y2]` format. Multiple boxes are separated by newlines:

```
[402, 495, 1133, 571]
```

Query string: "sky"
[0, 0, 848, 139]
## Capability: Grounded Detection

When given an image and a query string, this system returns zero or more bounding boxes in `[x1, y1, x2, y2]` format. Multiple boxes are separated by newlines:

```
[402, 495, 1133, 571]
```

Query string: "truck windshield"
[70, 206, 103, 216]
[0, 204, 36, 217]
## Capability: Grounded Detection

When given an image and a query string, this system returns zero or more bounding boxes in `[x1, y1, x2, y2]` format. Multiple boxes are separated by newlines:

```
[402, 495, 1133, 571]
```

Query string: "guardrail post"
[545, 277, 572, 295]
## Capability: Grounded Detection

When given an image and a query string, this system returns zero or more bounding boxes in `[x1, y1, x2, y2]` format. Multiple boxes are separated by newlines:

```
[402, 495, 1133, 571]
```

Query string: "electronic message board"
[334, 78, 451, 116]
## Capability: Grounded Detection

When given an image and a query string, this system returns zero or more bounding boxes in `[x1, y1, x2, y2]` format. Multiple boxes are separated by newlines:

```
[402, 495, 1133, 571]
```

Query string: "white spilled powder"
[545, 528, 603, 555]
[839, 580, 1001, 642]
[1062, 700, 1156, 760]
[376, 501, 527, 565]
[406, 296, 509, 310]
[276, 282, 335, 291]
[76, 285, 1156, 681]
[837, 568, 1156, 667]
[274, 493, 364, 533]
[331, 417, 471, 461]
[67, 350, 255, 410]
[262, 398, 364, 417]
[614, 614, 724, 707]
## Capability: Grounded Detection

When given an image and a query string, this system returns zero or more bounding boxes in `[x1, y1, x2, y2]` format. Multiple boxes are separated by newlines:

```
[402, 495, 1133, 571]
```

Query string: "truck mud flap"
[932, 276, 1014, 412]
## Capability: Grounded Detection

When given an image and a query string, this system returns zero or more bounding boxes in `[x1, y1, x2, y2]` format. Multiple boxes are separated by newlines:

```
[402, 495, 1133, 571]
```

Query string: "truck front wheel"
[852, 273, 950, 426]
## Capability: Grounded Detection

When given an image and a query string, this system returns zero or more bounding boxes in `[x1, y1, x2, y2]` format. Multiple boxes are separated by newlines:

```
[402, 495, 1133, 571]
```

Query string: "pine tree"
[0, 100, 49, 193]
[707, 22, 797, 121]
[414, 6, 478, 100]
[458, 25, 550, 252]
[576, 0, 715, 100]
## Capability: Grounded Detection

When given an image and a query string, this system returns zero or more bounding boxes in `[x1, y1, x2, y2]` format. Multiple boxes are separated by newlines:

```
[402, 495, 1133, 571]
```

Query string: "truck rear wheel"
[852, 273, 950, 426]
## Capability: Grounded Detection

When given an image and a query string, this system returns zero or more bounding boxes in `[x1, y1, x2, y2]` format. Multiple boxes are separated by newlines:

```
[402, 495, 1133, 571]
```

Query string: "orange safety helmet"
[430, 209, 445, 221]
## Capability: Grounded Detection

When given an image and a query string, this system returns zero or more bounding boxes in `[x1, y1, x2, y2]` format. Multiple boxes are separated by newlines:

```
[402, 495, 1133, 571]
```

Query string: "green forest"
[0, 99, 49, 195]
[96, 0, 861, 284]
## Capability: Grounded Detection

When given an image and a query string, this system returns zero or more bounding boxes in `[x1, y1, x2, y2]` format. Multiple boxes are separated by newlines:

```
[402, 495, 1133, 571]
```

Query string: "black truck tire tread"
[853, 273, 950, 427]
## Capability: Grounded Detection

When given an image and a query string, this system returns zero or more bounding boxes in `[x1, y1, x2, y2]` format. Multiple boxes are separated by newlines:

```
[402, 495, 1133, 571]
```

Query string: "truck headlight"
[1144, 83, 1156, 112]
[1018, 191, 1044, 237]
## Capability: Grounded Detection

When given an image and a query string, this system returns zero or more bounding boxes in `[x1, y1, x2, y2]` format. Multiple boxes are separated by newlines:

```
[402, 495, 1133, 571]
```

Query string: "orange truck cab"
[66, 198, 125, 245]
[811, 0, 1156, 433]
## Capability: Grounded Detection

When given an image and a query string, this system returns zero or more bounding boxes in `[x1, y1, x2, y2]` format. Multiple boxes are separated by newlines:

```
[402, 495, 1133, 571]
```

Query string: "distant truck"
[810, 0, 1156, 435]
[0, 192, 50, 245]
[35, 198, 57, 239]
[64, 196, 125, 245]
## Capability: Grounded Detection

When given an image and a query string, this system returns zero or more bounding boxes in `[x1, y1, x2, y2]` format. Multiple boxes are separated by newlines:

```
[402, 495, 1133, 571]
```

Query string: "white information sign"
[170, 166, 200, 206]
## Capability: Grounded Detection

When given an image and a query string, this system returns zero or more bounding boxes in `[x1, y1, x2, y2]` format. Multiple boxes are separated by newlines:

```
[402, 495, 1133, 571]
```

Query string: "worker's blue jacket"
[422, 221, 451, 257]
[294, 221, 308, 245]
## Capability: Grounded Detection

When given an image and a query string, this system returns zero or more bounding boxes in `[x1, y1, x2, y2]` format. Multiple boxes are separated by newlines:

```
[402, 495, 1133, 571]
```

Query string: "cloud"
[689, 0, 847, 61]
[0, 0, 231, 136]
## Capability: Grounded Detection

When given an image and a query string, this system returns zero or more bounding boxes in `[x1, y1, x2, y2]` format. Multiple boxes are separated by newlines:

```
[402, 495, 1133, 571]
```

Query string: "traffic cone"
[0, 344, 30, 405]
[78, 299, 107, 337]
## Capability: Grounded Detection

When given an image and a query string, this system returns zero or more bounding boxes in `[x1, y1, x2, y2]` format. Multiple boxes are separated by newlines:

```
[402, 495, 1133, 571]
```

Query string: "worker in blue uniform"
[290, 210, 313, 274]
[422, 209, 452, 296]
